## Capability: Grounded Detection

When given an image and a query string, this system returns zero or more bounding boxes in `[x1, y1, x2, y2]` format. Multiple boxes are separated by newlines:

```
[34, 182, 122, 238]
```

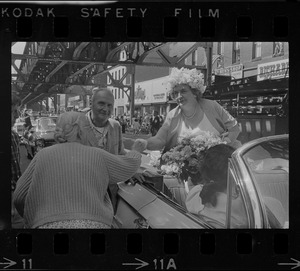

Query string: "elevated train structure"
[11, 42, 212, 114]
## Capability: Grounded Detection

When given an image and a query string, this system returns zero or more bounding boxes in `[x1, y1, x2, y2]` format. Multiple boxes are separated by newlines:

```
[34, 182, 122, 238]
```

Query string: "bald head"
[91, 87, 114, 127]
[91, 87, 114, 103]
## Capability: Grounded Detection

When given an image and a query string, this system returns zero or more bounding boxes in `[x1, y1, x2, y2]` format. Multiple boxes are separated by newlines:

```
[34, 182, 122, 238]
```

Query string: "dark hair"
[200, 144, 235, 207]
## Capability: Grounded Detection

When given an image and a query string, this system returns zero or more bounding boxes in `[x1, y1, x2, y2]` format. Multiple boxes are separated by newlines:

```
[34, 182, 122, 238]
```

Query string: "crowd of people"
[113, 111, 165, 136]
[11, 67, 249, 229]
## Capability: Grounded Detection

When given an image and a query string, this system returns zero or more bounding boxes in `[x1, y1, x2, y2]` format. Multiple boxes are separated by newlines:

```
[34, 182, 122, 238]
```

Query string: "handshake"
[132, 138, 148, 153]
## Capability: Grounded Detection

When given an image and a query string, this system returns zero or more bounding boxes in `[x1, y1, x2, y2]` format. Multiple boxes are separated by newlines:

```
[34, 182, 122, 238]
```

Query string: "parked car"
[23, 116, 57, 158]
[12, 119, 25, 136]
[113, 134, 289, 229]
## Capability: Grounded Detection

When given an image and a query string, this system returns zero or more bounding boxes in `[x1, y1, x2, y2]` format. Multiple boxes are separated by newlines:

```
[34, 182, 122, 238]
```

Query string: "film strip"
[0, 0, 298, 270]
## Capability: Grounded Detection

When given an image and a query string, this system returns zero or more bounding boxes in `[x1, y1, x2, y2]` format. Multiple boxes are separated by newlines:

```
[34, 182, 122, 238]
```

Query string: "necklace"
[182, 106, 197, 119]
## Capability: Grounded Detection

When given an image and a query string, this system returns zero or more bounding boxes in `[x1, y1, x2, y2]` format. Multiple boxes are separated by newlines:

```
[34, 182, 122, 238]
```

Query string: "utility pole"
[129, 64, 136, 125]
[205, 42, 213, 87]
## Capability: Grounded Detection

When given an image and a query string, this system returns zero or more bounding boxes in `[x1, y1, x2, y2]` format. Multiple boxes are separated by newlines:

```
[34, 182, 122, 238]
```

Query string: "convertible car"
[113, 134, 289, 229]
[23, 116, 57, 158]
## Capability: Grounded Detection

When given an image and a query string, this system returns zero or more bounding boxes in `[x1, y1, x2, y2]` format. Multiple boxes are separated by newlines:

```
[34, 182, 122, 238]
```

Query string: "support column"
[53, 95, 57, 113]
[205, 42, 213, 87]
[57, 94, 60, 114]
[65, 94, 68, 109]
[45, 98, 49, 112]
[129, 65, 136, 125]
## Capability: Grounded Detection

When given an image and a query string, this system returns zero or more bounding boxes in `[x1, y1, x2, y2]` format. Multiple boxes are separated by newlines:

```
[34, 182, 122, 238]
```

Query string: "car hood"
[117, 182, 210, 228]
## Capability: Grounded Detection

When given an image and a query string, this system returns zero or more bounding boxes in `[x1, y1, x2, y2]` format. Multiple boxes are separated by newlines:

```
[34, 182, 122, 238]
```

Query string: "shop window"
[252, 42, 262, 60]
[273, 42, 284, 57]
[232, 42, 240, 64]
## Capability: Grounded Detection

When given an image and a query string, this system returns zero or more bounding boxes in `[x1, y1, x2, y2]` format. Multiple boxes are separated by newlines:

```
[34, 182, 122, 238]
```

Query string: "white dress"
[178, 113, 220, 142]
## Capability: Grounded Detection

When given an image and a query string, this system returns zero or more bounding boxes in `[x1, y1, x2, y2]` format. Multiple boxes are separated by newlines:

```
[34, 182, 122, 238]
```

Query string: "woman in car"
[186, 144, 248, 228]
[13, 111, 145, 229]
[135, 67, 242, 155]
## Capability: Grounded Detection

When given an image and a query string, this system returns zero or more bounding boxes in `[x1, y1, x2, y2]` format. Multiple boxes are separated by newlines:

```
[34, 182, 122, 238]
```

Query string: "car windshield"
[242, 138, 289, 228]
[38, 118, 56, 131]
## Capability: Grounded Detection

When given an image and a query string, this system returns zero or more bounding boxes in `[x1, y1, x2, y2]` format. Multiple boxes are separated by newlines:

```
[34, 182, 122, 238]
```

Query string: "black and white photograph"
[11, 41, 289, 230]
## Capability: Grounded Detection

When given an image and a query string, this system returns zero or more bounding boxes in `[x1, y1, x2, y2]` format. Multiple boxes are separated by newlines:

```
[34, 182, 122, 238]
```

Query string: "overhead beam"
[66, 62, 95, 83]
[33, 83, 43, 93]
[105, 42, 132, 62]
[37, 42, 49, 57]
[12, 54, 207, 69]
[21, 93, 33, 104]
[73, 42, 90, 60]
[45, 60, 68, 82]
[176, 42, 203, 64]
[12, 79, 97, 87]
[136, 43, 166, 65]
[156, 49, 172, 65]
[24, 93, 46, 104]
[11, 61, 26, 82]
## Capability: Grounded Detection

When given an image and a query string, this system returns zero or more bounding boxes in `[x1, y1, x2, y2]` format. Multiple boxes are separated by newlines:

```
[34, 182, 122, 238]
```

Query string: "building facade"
[106, 43, 208, 117]
[212, 42, 288, 80]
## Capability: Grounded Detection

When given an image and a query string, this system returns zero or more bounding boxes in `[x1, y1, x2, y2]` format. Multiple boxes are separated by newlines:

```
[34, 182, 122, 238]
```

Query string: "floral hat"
[167, 67, 206, 94]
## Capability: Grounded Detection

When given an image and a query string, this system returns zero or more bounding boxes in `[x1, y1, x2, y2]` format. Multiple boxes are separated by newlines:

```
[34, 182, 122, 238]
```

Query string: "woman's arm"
[13, 155, 37, 217]
[146, 136, 165, 150]
[146, 110, 175, 150]
[102, 150, 142, 184]
[214, 101, 241, 143]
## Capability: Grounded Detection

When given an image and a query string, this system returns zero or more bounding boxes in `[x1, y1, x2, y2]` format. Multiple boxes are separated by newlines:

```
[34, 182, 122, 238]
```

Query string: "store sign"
[134, 76, 168, 104]
[153, 93, 165, 101]
[68, 95, 80, 102]
[135, 86, 146, 100]
[257, 59, 289, 81]
[214, 64, 243, 79]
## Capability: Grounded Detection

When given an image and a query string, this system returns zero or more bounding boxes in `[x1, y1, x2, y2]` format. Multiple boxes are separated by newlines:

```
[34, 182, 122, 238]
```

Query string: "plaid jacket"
[11, 130, 21, 191]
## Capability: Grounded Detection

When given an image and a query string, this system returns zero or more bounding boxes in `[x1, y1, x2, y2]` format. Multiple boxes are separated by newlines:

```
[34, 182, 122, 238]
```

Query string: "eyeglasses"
[170, 88, 190, 100]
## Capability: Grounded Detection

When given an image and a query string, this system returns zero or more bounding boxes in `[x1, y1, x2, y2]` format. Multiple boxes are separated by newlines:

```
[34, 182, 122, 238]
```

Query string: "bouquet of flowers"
[158, 131, 226, 184]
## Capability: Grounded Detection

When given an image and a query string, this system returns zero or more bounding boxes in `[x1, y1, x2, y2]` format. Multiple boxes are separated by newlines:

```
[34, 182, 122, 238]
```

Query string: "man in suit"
[150, 110, 160, 136]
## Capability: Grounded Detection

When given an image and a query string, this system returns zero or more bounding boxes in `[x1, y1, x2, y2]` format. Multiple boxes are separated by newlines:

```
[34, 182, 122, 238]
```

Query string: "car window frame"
[240, 138, 289, 229]
[226, 159, 251, 229]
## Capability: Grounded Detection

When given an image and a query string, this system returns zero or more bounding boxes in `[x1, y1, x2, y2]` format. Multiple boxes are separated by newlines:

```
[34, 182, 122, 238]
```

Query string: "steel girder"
[11, 42, 212, 105]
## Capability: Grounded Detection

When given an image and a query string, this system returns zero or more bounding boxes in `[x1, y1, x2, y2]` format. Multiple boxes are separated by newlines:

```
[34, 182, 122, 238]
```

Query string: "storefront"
[257, 59, 289, 81]
[134, 76, 169, 116]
